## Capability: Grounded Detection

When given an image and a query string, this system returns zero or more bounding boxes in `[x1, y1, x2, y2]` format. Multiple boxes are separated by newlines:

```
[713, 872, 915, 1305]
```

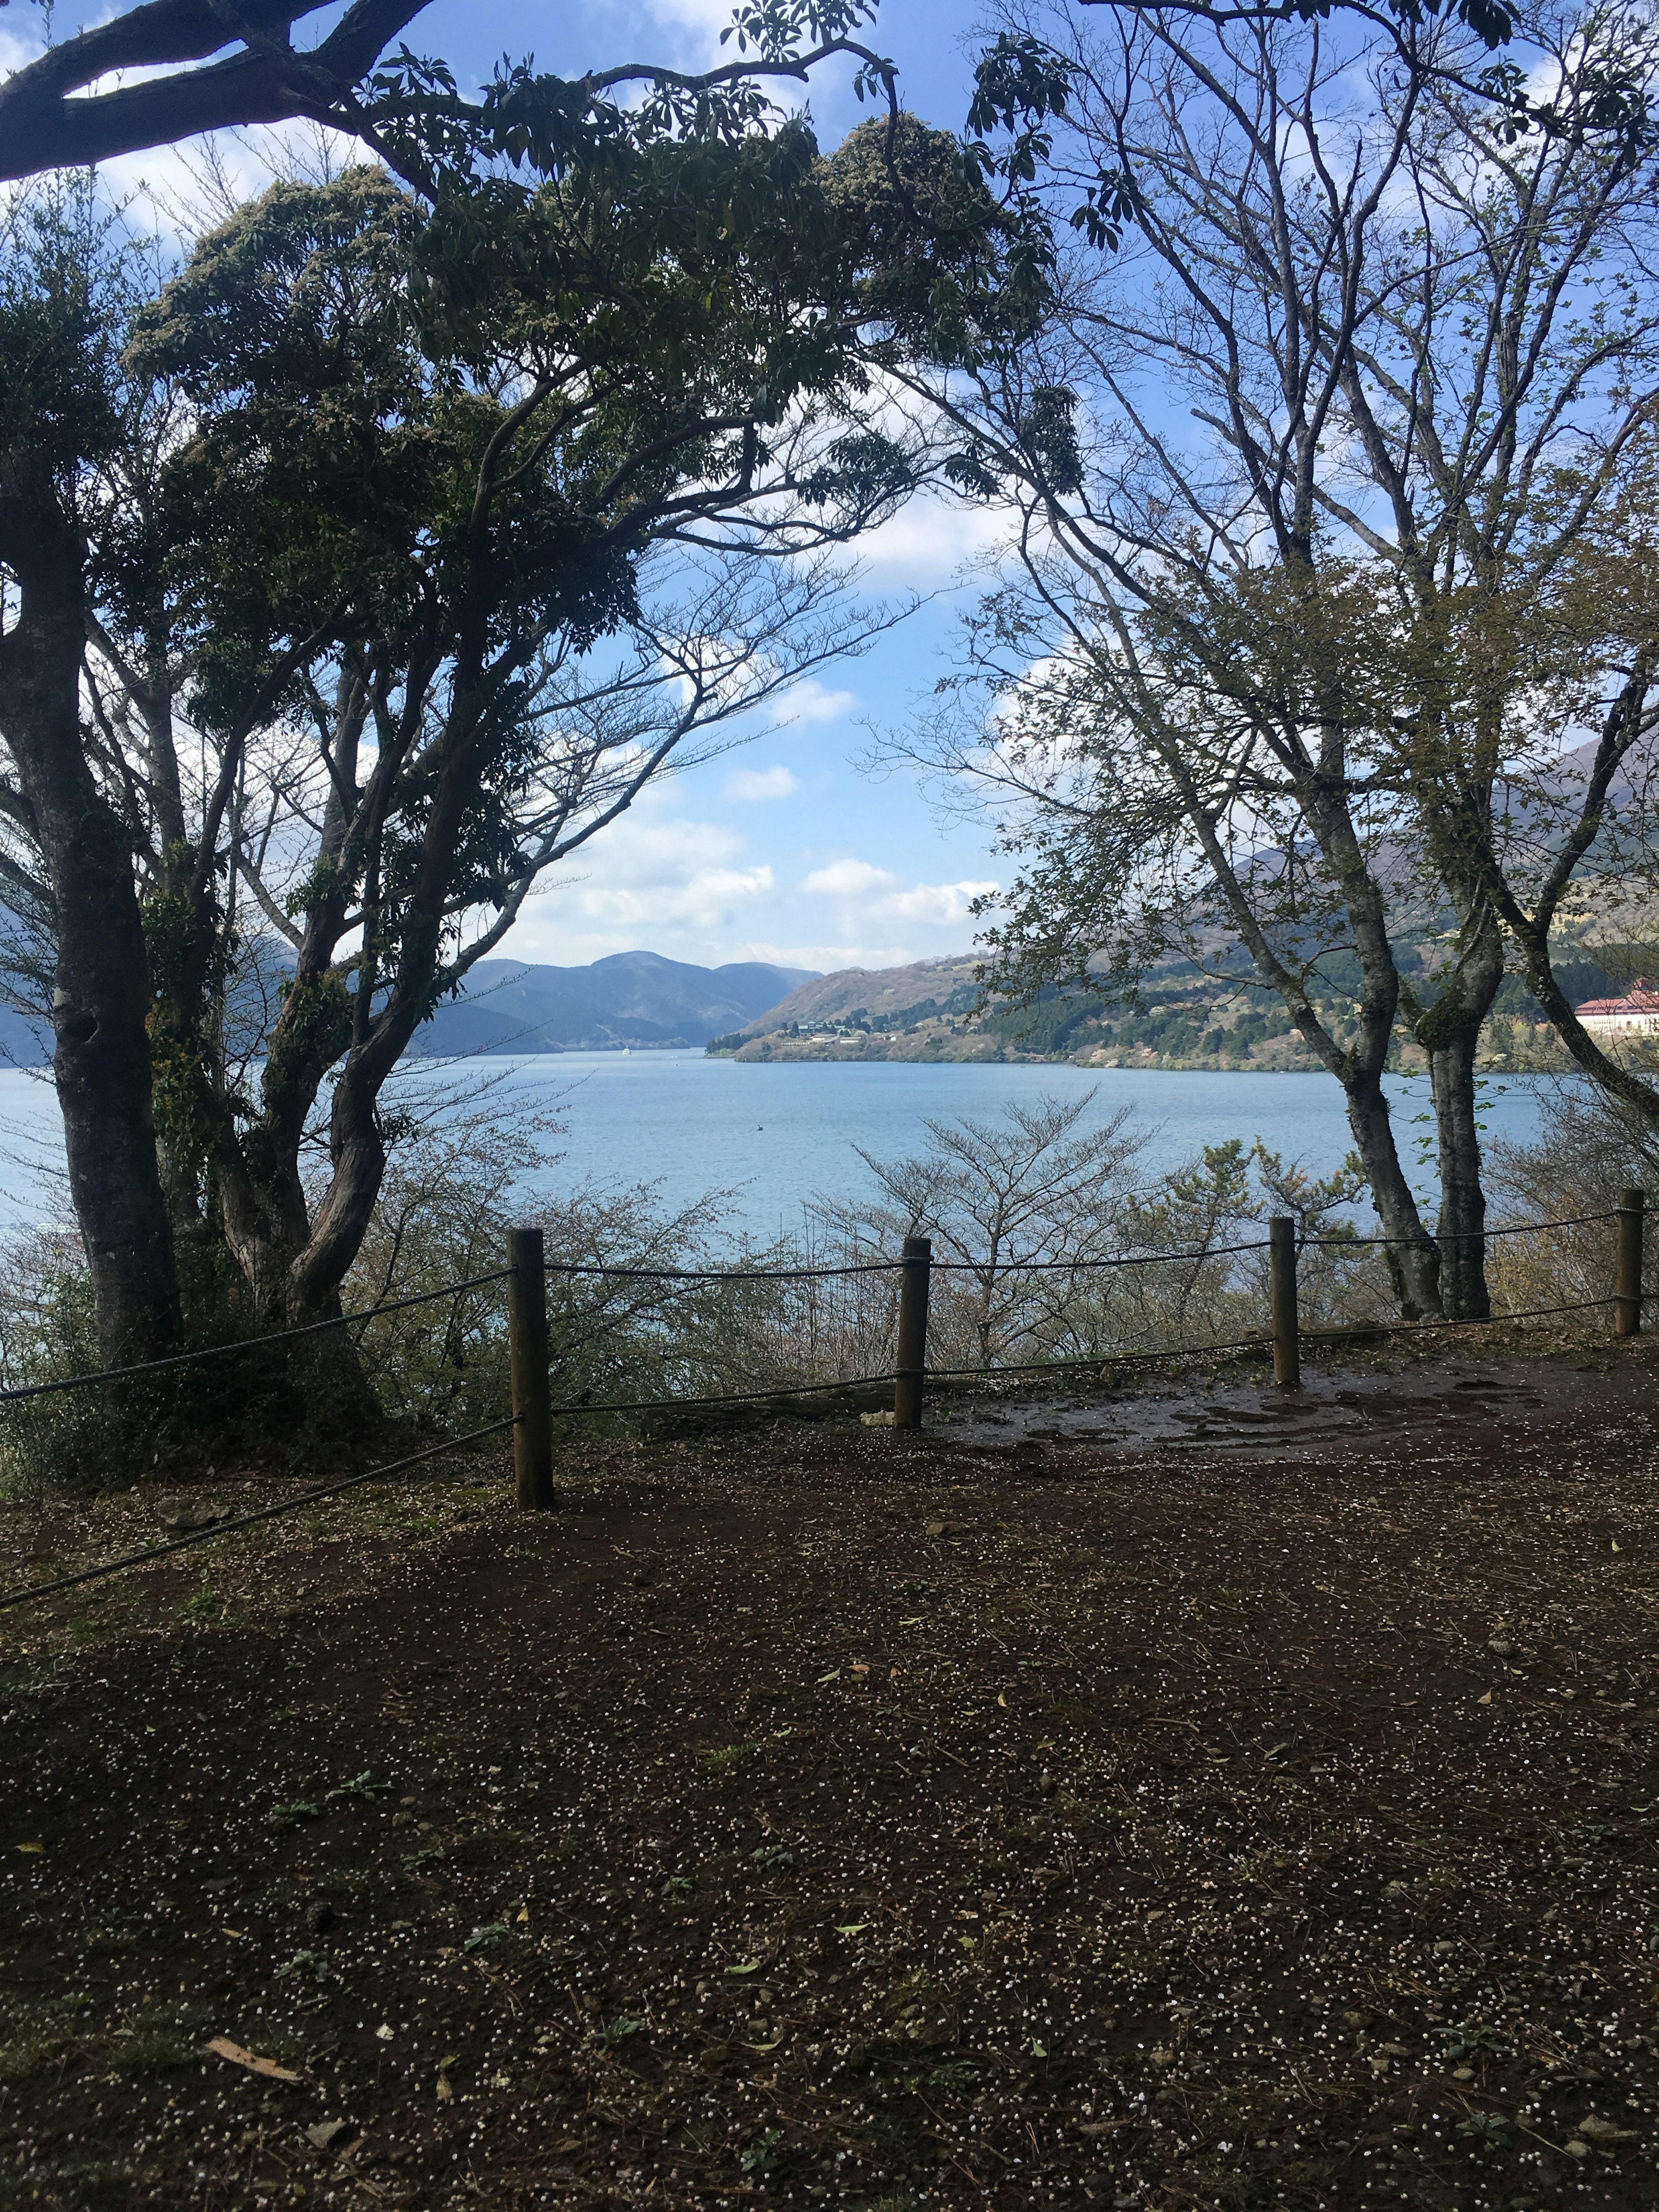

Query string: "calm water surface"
[0, 1052, 1554, 1239]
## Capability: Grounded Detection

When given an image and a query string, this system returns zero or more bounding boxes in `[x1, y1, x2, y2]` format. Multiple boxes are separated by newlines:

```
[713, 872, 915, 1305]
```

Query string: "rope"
[1347, 1294, 1618, 1332]
[928, 1238, 1272, 1273]
[544, 1370, 898, 1418]
[547, 1260, 901, 1282]
[0, 1270, 514, 1408]
[0, 1268, 1628, 1615]
[0, 1372, 900, 1614]
[0, 1416, 518, 1615]
[926, 1339, 1269, 1382]
[0, 1201, 1634, 1414]
[923, 1294, 1618, 1385]
[1309, 1211, 1619, 1251]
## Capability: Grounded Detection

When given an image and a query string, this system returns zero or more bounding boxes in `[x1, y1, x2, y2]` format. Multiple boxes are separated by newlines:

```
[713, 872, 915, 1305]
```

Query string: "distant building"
[1574, 977, 1659, 1038]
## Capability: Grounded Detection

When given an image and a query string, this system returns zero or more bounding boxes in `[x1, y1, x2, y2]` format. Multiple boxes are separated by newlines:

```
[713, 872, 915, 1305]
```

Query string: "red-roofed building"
[1575, 977, 1659, 1038]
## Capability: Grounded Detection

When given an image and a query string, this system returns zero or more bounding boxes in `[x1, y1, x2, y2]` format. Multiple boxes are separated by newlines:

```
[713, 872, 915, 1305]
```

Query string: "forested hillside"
[709, 948, 1643, 1071]
[409, 953, 814, 1056]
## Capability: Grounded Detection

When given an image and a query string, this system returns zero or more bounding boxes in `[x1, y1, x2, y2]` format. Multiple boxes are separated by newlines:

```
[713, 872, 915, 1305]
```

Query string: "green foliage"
[461, 1923, 512, 1954]
[262, 974, 353, 1125]
[0, 180, 126, 499]
[702, 1741, 762, 1774]
[89, 69, 1054, 1338]
[142, 882, 238, 1186]
[0, 1216, 375, 1496]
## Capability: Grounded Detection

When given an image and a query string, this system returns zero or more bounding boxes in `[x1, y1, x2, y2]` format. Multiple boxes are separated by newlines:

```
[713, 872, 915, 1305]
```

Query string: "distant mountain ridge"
[410, 950, 816, 1057]
[730, 955, 982, 1036]
[0, 951, 816, 1069]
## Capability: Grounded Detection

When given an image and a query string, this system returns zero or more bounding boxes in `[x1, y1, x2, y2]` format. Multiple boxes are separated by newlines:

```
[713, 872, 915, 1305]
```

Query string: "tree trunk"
[279, 698, 496, 1322]
[1414, 869, 1505, 1322]
[1427, 1025, 1489, 1319]
[0, 501, 181, 1363]
[1300, 787, 1445, 1321]
[1343, 1067, 1442, 1319]
[283, 998, 397, 1322]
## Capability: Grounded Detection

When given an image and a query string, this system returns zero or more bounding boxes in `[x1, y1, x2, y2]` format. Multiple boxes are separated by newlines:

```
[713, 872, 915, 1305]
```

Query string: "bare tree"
[823, 1091, 1146, 1368]
[893, 0, 1659, 1320]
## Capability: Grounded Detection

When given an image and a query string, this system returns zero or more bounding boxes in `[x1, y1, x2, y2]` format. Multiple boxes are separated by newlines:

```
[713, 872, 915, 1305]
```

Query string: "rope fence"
[0, 1269, 514, 1407]
[0, 1417, 517, 1615]
[1306, 1209, 1620, 1250]
[543, 1259, 903, 1281]
[0, 1190, 1649, 1614]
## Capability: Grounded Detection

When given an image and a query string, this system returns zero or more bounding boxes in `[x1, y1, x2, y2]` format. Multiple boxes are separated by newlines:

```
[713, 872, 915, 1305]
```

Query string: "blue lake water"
[0, 1052, 1556, 1241]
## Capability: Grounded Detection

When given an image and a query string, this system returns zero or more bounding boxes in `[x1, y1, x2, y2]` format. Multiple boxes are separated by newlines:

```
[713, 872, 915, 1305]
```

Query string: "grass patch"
[113, 2000, 215, 2073]
[0, 1995, 92, 2083]
[701, 1740, 761, 1776]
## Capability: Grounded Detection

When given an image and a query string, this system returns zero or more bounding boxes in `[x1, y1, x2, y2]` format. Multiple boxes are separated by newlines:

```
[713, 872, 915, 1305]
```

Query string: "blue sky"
[5, 0, 1009, 979]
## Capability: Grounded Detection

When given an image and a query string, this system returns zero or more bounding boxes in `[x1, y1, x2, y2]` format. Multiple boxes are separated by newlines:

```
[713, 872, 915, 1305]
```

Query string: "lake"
[0, 1052, 1556, 1241]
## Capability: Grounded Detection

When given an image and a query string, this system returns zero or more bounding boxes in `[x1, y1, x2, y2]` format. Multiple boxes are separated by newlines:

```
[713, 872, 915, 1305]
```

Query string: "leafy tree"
[130, 107, 1034, 1327]
[0, 10, 1057, 1355]
[0, 184, 184, 1363]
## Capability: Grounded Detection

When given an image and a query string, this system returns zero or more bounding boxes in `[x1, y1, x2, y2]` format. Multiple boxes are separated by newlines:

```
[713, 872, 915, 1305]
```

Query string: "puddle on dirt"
[929, 1352, 1623, 1459]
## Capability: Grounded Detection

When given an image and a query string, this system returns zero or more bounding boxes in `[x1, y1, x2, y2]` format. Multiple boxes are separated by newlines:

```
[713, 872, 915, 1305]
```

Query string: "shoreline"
[705, 1043, 1560, 1077]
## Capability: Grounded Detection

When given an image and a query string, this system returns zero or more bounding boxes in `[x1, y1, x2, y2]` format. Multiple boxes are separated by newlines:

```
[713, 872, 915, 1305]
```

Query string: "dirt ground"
[4, 1330, 1659, 2212]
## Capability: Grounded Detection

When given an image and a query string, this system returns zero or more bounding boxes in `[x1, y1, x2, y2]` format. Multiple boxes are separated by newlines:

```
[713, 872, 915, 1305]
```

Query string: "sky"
[3, 0, 1012, 981]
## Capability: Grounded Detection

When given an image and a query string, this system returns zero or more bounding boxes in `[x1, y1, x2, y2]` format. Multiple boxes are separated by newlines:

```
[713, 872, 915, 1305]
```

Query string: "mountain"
[0, 953, 816, 1068]
[704, 955, 1015, 1062]
[409, 951, 816, 1056]
[727, 955, 982, 1036]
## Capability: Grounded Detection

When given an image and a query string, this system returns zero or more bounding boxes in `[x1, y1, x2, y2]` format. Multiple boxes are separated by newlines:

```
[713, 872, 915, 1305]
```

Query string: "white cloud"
[0, 22, 41, 74]
[725, 764, 800, 802]
[503, 806, 777, 966]
[875, 879, 999, 925]
[644, 0, 736, 48]
[802, 858, 894, 898]
[775, 677, 858, 726]
[801, 856, 999, 930]
[852, 487, 1012, 591]
[494, 807, 1000, 971]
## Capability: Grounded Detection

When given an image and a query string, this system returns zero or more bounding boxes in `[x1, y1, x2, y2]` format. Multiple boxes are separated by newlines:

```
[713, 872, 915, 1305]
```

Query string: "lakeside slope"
[706, 952, 1570, 1075]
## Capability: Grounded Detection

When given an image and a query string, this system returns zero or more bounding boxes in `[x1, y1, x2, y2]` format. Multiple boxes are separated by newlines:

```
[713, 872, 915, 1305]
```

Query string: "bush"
[1483, 1074, 1659, 1319]
[0, 1224, 343, 1495]
[805, 1096, 1392, 1373]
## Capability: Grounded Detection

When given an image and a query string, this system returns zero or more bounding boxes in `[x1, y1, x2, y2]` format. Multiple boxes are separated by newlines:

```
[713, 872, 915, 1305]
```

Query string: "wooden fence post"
[507, 1226, 556, 1509]
[1616, 1187, 1646, 1339]
[1269, 1215, 1301, 1389]
[893, 1234, 932, 1430]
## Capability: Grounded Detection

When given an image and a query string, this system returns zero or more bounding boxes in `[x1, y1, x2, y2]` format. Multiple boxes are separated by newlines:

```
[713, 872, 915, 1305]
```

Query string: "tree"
[0, 0, 1570, 184]
[0, 184, 184, 1363]
[0, 0, 910, 183]
[0, 35, 1052, 1355]
[130, 113, 1027, 1330]
[894, 0, 1659, 1320]
[816, 1094, 1378, 1367]
[832, 1092, 1146, 1369]
[1461, 639, 1659, 1125]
